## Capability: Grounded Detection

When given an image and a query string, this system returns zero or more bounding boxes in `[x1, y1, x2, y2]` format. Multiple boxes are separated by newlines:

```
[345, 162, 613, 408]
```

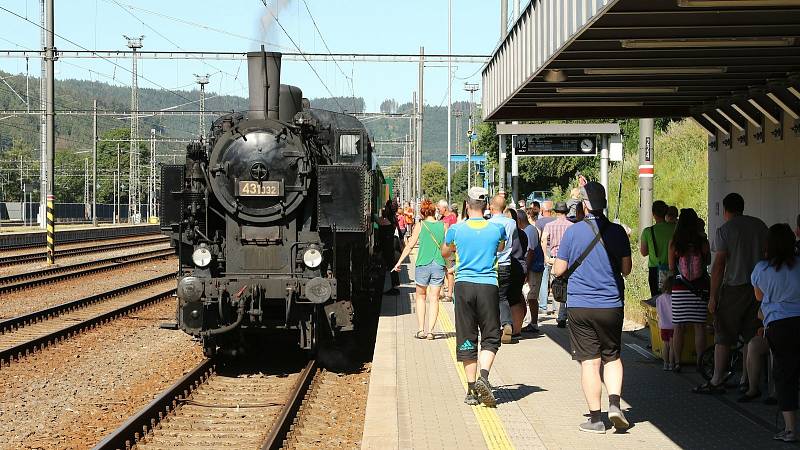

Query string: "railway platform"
[363, 262, 787, 450]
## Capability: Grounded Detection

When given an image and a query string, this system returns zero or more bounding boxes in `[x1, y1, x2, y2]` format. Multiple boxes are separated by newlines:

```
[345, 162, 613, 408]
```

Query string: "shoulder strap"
[649, 226, 659, 258]
[562, 220, 602, 279]
[421, 220, 442, 248]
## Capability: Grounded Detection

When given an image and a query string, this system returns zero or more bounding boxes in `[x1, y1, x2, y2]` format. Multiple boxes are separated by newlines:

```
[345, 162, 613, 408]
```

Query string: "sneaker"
[521, 324, 540, 334]
[578, 419, 606, 434]
[662, 362, 672, 371]
[556, 320, 566, 328]
[501, 324, 513, 344]
[464, 391, 480, 406]
[773, 430, 797, 443]
[474, 377, 497, 407]
[608, 405, 629, 430]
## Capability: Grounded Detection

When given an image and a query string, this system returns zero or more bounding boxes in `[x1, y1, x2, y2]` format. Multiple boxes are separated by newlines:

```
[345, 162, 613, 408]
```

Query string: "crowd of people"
[643, 193, 800, 443]
[383, 186, 800, 441]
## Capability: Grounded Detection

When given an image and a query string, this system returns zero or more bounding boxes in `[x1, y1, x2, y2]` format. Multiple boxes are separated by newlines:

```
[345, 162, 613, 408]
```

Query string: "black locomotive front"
[160, 50, 381, 356]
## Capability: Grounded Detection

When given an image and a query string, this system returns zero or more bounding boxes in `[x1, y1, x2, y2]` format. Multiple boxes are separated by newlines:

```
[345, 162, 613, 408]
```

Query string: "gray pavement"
[363, 262, 790, 449]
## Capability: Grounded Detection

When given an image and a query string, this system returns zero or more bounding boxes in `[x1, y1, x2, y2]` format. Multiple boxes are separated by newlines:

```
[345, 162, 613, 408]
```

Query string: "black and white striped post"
[46, 194, 55, 265]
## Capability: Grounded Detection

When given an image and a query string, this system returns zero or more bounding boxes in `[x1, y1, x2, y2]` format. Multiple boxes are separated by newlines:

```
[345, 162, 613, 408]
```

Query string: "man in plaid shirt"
[541, 201, 574, 328]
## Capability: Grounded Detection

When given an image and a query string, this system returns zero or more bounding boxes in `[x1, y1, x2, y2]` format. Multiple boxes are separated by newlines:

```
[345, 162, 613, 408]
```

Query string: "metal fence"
[0, 202, 153, 223]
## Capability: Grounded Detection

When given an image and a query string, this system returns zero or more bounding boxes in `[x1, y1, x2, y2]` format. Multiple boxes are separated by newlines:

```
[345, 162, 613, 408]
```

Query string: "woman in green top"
[393, 199, 447, 340]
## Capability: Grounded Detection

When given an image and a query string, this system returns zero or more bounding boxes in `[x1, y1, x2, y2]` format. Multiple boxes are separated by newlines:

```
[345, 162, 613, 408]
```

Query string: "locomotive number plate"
[238, 181, 282, 196]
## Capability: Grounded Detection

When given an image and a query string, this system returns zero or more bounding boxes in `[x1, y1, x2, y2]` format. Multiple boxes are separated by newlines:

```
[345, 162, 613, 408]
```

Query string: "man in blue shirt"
[443, 187, 506, 407]
[489, 195, 525, 344]
[553, 182, 632, 434]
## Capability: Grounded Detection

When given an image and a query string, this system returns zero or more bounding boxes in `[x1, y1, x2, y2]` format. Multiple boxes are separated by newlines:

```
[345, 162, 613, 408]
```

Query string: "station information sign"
[512, 135, 597, 157]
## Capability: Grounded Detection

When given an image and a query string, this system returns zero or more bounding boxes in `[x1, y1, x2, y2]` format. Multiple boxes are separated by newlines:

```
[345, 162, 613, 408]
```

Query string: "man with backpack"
[641, 200, 676, 297]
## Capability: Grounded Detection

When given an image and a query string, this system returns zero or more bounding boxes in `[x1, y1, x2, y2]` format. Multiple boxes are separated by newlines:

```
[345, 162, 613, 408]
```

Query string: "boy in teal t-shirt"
[442, 187, 506, 408]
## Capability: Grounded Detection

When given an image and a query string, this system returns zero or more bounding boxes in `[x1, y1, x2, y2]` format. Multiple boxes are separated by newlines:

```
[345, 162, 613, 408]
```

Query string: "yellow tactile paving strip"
[438, 310, 515, 450]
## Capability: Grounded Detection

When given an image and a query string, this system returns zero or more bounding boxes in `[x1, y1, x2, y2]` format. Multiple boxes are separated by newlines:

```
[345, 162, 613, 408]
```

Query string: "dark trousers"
[648, 266, 660, 297]
[454, 281, 501, 361]
[497, 265, 513, 327]
[765, 316, 800, 411]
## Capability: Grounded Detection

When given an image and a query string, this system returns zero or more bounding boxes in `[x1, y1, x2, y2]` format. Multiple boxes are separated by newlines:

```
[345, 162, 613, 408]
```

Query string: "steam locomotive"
[160, 50, 389, 357]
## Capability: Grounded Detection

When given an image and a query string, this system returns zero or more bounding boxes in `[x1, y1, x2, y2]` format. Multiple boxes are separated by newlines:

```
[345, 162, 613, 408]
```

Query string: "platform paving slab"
[363, 262, 789, 449]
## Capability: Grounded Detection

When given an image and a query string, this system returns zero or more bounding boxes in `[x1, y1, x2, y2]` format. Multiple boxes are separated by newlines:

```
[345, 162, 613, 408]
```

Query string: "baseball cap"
[554, 201, 569, 213]
[467, 186, 488, 201]
[580, 181, 607, 211]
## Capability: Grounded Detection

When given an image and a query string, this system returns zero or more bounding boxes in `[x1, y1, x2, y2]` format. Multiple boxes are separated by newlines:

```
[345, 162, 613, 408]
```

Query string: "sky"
[0, 0, 509, 112]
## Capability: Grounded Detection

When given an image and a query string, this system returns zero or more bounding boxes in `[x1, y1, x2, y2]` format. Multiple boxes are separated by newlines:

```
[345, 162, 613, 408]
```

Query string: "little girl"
[656, 283, 676, 371]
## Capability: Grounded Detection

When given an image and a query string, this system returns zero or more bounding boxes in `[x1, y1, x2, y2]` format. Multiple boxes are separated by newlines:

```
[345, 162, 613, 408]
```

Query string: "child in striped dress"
[656, 281, 676, 371]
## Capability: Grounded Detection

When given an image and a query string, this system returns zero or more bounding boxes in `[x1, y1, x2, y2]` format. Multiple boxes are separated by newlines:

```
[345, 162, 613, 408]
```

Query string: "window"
[339, 134, 361, 158]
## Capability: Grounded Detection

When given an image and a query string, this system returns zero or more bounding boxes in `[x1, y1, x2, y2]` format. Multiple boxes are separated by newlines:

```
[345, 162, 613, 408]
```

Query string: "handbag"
[550, 220, 603, 303]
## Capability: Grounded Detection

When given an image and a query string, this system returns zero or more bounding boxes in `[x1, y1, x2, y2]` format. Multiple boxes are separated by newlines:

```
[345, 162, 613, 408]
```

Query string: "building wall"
[708, 112, 800, 239]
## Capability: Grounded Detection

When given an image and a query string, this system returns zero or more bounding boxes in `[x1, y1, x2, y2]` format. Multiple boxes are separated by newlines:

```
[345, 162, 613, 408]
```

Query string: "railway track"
[95, 359, 320, 450]
[0, 274, 175, 366]
[0, 248, 174, 293]
[0, 235, 169, 266]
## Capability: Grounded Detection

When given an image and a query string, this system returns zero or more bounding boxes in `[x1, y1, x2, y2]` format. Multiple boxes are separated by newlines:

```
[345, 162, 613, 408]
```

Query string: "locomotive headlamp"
[192, 246, 212, 268]
[302, 247, 323, 269]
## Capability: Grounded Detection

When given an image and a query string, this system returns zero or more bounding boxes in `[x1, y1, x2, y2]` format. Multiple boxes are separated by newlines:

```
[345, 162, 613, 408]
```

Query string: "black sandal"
[737, 390, 761, 403]
[692, 381, 725, 395]
[426, 332, 435, 340]
[414, 330, 426, 339]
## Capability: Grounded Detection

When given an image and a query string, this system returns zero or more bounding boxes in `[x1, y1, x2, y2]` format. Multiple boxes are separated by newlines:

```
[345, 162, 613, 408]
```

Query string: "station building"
[482, 0, 800, 234]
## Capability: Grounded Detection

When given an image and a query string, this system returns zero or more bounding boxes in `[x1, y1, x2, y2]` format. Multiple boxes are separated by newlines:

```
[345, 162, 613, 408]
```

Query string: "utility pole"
[45, 0, 55, 264]
[195, 74, 210, 139]
[410, 93, 417, 205]
[600, 134, 609, 208]
[417, 47, 424, 205]
[500, 0, 508, 39]
[638, 118, 655, 235]
[464, 83, 479, 188]
[148, 128, 156, 221]
[125, 34, 144, 223]
[92, 99, 97, 226]
[116, 143, 120, 224]
[446, 0, 452, 202]
[84, 157, 89, 220]
[38, 0, 47, 229]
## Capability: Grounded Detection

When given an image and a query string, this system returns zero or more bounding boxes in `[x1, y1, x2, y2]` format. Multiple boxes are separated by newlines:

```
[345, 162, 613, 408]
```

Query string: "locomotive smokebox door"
[317, 165, 370, 232]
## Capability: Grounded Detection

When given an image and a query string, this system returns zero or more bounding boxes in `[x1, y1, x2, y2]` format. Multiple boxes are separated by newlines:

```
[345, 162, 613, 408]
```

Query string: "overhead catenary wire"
[300, 0, 356, 110]
[0, 4, 195, 104]
[259, 0, 345, 113]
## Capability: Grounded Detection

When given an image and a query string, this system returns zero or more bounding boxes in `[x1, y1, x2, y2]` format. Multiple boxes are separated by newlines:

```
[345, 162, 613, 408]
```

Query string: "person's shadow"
[494, 383, 546, 405]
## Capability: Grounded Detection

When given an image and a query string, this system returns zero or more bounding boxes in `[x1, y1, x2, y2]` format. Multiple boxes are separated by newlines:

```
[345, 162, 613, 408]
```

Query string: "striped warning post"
[46, 195, 55, 265]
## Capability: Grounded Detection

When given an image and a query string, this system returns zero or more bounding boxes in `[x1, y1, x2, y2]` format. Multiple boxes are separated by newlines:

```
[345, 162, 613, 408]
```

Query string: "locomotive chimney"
[246, 46, 281, 120]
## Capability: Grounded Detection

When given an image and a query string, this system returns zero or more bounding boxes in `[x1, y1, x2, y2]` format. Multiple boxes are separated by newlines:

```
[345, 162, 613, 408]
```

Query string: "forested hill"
[0, 69, 475, 166]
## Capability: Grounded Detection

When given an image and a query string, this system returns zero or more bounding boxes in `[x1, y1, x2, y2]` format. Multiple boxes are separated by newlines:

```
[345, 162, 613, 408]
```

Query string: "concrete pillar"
[498, 133, 506, 194]
[638, 119, 654, 235]
[600, 134, 609, 213]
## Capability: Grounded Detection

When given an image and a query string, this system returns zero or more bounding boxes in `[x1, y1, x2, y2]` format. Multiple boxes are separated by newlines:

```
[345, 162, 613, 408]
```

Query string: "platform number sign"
[512, 135, 598, 157]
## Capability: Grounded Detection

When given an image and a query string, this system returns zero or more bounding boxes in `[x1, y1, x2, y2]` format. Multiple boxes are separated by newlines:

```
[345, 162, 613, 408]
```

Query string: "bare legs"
[414, 284, 441, 335]
[511, 302, 526, 334]
[464, 350, 497, 382]
[579, 358, 623, 411]
[426, 285, 442, 334]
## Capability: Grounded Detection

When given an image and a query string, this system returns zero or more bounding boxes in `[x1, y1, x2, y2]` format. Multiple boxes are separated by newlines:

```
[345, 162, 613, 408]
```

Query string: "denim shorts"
[415, 262, 445, 287]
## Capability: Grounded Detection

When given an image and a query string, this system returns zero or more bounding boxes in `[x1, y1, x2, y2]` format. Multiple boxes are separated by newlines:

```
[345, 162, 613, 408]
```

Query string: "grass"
[605, 119, 709, 323]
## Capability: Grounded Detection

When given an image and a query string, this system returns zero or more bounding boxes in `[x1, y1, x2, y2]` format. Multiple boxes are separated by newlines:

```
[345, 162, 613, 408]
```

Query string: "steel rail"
[261, 359, 319, 450]
[0, 235, 168, 266]
[0, 248, 173, 293]
[0, 287, 175, 366]
[0, 273, 174, 334]
[92, 357, 217, 450]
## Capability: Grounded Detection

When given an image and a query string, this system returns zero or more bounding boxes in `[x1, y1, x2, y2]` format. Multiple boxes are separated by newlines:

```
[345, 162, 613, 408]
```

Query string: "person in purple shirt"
[552, 182, 632, 434]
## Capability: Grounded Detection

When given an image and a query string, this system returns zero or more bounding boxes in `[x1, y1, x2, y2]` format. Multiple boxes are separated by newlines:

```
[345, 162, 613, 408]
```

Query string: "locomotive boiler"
[160, 49, 387, 356]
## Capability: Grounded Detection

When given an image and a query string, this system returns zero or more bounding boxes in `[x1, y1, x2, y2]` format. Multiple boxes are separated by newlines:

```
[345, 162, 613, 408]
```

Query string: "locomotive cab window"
[338, 133, 363, 164]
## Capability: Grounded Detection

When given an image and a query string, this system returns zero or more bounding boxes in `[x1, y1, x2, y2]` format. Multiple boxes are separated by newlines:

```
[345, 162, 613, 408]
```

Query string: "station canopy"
[482, 0, 800, 131]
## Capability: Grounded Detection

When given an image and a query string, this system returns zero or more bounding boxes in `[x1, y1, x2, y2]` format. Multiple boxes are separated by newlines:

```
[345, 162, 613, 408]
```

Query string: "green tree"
[421, 161, 446, 201]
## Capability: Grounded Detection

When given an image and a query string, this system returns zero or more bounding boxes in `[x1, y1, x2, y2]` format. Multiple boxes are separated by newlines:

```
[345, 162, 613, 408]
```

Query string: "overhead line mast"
[124, 34, 144, 223]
